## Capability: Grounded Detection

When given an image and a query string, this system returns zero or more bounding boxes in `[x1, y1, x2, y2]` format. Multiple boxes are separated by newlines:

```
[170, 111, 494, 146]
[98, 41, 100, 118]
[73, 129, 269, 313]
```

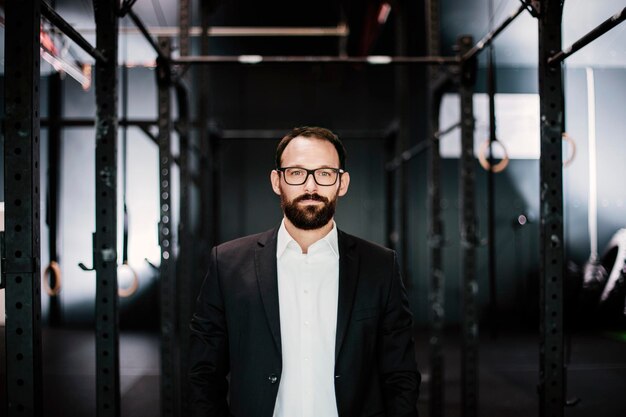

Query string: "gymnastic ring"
[43, 261, 62, 297]
[562, 132, 576, 167]
[478, 138, 509, 173]
[117, 262, 139, 298]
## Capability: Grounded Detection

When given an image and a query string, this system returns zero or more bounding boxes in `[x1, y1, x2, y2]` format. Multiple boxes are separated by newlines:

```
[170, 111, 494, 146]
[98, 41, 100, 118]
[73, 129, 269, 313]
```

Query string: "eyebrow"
[284, 164, 339, 169]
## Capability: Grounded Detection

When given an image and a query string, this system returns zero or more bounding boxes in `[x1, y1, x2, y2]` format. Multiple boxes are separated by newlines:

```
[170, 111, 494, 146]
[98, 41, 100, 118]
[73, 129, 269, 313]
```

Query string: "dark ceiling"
[18, 0, 625, 70]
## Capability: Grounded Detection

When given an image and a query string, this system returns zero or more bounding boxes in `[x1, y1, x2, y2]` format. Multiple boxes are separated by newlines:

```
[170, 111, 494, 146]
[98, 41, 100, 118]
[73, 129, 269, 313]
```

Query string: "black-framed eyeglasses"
[276, 167, 345, 186]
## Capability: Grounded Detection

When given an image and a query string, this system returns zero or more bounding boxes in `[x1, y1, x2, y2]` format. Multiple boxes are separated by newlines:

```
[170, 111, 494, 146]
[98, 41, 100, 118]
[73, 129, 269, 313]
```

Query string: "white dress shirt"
[272, 219, 340, 417]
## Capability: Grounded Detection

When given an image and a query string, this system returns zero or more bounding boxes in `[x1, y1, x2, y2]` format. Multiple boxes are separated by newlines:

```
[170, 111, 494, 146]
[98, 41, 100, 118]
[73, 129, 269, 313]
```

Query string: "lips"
[294, 193, 328, 204]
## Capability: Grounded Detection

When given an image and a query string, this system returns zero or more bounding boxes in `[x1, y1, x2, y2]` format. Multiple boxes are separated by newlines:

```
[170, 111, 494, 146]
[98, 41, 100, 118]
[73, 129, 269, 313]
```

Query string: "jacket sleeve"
[188, 246, 231, 417]
[378, 251, 421, 417]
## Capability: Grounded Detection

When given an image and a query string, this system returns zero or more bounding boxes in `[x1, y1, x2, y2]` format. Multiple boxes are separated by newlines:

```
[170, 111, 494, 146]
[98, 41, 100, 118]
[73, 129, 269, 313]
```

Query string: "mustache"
[293, 193, 329, 204]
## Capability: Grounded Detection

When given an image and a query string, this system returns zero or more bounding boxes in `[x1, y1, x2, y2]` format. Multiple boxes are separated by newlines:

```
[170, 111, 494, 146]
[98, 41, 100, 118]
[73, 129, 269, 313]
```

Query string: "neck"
[284, 218, 334, 254]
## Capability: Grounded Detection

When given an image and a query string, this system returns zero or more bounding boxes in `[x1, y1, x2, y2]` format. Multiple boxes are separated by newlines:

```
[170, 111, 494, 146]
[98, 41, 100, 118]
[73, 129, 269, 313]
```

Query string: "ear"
[337, 171, 350, 197]
[270, 170, 282, 196]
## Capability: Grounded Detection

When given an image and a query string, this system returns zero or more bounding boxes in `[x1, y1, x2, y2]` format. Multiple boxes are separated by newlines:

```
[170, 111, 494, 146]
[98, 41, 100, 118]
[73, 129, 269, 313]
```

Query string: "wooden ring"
[562, 132, 576, 167]
[118, 262, 139, 298]
[43, 261, 62, 296]
[478, 138, 510, 173]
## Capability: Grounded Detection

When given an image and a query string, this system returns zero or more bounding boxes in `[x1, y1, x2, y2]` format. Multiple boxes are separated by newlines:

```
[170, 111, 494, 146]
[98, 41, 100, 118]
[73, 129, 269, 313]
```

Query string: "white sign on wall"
[439, 93, 541, 160]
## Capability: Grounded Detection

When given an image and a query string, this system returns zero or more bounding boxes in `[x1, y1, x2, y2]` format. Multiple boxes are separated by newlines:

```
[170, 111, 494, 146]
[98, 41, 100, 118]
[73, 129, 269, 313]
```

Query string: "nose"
[303, 171, 318, 193]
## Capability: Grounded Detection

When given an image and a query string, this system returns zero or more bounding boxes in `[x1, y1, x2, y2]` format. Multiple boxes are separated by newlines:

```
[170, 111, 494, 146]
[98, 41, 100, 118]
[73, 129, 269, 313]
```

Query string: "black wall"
[1, 62, 625, 328]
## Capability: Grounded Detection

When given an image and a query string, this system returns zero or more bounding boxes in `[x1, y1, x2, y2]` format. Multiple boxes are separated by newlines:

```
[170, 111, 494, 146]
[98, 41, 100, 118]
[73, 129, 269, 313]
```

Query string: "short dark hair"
[275, 126, 347, 170]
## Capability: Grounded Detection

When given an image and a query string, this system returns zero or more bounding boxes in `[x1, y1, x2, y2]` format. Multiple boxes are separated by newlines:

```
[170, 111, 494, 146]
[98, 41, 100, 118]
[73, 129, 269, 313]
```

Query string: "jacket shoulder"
[215, 227, 276, 254]
[339, 229, 395, 258]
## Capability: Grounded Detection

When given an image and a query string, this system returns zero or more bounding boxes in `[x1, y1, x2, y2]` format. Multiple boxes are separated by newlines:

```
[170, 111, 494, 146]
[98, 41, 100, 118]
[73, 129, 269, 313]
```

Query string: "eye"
[317, 169, 334, 177]
[287, 168, 305, 176]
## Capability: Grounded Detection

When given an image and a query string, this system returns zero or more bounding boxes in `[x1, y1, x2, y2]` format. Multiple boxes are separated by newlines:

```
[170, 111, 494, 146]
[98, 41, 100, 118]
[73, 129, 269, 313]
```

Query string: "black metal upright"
[425, 1, 445, 416]
[198, 0, 215, 250]
[458, 35, 478, 417]
[385, 130, 398, 251]
[179, 0, 191, 58]
[394, 0, 411, 287]
[3, 1, 42, 415]
[92, 1, 120, 416]
[45, 73, 64, 325]
[156, 37, 178, 417]
[176, 2, 194, 416]
[537, 1, 565, 416]
[175, 81, 192, 416]
[486, 45, 498, 338]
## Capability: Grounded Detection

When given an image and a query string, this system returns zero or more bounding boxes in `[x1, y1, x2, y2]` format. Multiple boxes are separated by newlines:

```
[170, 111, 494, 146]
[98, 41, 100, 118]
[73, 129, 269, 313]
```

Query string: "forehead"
[281, 136, 340, 167]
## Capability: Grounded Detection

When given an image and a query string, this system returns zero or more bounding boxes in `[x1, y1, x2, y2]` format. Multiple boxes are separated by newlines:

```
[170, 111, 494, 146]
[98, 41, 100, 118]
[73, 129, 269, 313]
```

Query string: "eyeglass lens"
[283, 168, 339, 185]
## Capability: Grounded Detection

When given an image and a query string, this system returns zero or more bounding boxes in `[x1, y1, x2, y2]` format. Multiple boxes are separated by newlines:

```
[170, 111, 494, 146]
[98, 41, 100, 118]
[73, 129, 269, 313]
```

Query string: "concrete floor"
[2, 326, 626, 416]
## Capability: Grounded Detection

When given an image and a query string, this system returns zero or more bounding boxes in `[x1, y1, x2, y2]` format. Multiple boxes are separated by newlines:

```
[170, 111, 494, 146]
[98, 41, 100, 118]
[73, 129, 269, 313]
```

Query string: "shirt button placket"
[302, 258, 313, 417]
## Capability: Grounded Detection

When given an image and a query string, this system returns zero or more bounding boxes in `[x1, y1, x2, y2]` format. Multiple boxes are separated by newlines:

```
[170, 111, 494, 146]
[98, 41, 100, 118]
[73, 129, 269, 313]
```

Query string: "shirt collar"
[277, 218, 339, 259]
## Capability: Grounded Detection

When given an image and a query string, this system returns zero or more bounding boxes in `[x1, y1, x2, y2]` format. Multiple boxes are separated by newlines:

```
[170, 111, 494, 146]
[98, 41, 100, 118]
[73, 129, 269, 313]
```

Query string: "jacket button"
[268, 374, 279, 384]
[335, 375, 341, 379]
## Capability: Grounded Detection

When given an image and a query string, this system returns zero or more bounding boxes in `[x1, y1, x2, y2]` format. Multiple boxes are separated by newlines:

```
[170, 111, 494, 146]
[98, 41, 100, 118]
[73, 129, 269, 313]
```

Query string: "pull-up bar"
[126, 9, 171, 63]
[174, 55, 458, 65]
[40, 0, 107, 63]
[461, 3, 527, 62]
[385, 121, 461, 171]
[548, 7, 626, 65]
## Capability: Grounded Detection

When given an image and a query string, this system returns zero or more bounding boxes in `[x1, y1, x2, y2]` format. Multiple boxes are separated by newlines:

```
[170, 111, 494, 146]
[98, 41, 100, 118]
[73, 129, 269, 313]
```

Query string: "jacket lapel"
[254, 228, 282, 354]
[335, 230, 359, 360]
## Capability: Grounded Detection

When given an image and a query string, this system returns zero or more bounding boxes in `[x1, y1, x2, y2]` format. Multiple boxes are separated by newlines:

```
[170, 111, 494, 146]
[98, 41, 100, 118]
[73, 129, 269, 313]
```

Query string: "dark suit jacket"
[189, 227, 420, 417]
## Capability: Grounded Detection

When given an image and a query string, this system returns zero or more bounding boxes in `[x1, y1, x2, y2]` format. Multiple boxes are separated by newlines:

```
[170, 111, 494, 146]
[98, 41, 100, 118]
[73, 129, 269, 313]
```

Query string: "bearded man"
[189, 126, 421, 417]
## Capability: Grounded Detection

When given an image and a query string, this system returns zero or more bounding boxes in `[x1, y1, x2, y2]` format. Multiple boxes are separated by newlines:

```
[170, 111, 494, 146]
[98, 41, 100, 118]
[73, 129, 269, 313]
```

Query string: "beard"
[280, 189, 338, 230]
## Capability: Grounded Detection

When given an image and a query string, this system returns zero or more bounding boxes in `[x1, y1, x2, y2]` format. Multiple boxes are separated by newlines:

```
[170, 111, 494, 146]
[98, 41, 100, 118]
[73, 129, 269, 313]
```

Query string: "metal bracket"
[78, 232, 96, 271]
[118, 0, 138, 17]
[520, 0, 540, 18]
[78, 263, 94, 271]
[145, 257, 159, 271]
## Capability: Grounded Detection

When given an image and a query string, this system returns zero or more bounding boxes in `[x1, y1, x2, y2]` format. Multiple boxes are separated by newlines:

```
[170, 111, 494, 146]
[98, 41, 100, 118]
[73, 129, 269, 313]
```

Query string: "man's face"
[270, 136, 350, 230]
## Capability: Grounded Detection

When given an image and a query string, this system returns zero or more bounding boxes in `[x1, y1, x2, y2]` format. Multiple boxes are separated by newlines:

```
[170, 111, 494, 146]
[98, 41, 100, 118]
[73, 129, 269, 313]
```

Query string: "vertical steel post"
[425, 1, 445, 415]
[175, 82, 191, 416]
[3, 0, 42, 415]
[179, 0, 191, 58]
[156, 37, 178, 417]
[537, 1, 565, 416]
[209, 127, 221, 245]
[92, 1, 120, 416]
[176, 2, 193, 413]
[46, 73, 63, 326]
[394, 0, 410, 287]
[198, 0, 215, 249]
[486, 46, 498, 339]
[385, 132, 398, 251]
[458, 35, 479, 417]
